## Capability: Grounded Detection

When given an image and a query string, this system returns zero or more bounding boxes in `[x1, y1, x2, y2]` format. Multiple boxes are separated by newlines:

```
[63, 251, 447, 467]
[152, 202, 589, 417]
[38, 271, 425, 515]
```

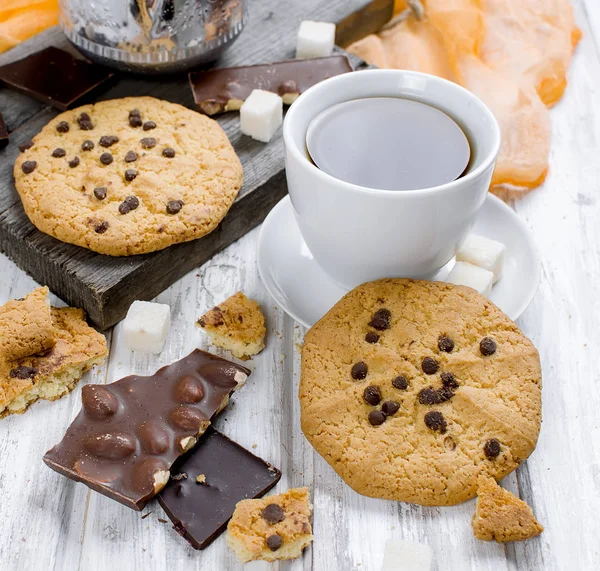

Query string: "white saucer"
[257, 194, 540, 328]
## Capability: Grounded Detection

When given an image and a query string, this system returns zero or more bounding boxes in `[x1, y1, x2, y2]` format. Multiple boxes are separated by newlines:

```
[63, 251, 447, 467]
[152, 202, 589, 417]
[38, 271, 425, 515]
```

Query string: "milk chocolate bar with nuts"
[43, 349, 250, 510]
[189, 56, 352, 115]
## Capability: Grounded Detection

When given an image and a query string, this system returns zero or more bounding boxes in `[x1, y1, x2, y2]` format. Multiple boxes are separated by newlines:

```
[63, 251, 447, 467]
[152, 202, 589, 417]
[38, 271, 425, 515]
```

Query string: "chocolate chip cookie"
[14, 97, 243, 256]
[300, 279, 542, 506]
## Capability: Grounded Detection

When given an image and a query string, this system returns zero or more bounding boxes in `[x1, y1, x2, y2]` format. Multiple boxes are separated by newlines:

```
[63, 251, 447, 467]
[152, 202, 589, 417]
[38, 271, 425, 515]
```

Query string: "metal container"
[59, 0, 247, 74]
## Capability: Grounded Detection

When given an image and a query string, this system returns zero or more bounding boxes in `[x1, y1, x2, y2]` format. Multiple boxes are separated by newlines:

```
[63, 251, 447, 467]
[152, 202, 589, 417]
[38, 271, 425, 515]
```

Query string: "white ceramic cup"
[283, 69, 501, 290]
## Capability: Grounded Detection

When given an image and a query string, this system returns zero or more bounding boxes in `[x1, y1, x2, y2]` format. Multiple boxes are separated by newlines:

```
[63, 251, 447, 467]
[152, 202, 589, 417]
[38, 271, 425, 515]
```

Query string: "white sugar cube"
[456, 234, 506, 283]
[296, 21, 336, 59]
[240, 89, 283, 143]
[122, 300, 171, 354]
[446, 261, 494, 297]
[381, 539, 432, 571]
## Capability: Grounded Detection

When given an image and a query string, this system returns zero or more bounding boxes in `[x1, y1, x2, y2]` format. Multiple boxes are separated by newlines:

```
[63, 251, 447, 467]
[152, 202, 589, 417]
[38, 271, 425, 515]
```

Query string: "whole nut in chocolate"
[43, 349, 250, 510]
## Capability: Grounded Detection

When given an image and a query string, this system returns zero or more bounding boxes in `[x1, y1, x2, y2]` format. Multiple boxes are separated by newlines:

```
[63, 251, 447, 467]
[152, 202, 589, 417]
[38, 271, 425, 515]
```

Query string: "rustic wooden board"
[0, 1, 373, 330]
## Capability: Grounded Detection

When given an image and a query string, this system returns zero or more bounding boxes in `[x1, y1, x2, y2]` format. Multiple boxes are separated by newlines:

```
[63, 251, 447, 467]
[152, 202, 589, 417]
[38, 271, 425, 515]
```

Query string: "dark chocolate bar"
[158, 427, 281, 550]
[43, 349, 250, 510]
[0, 47, 114, 111]
[0, 112, 7, 150]
[189, 56, 352, 115]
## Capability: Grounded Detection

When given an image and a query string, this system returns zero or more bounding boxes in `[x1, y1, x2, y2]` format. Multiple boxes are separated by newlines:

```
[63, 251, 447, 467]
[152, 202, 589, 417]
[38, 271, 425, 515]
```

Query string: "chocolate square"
[158, 428, 281, 550]
[0, 47, 114, 110]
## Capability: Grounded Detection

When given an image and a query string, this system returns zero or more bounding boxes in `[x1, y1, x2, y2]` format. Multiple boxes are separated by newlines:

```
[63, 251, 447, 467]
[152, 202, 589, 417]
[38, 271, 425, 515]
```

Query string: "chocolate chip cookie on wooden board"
[300, 279, 541, 506]
[14, 97, 243, 256]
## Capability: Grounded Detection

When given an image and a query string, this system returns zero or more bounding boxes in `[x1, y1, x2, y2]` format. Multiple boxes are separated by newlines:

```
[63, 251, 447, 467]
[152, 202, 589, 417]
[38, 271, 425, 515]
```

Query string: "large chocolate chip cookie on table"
[300, 279, 541, 506]
[14, 96, 243, 256]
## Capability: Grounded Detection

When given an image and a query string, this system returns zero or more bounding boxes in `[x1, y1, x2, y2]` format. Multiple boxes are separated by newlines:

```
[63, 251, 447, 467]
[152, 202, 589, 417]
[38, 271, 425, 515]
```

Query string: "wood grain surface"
[1, 0, 600, 570]
[0, 0, 369, 330]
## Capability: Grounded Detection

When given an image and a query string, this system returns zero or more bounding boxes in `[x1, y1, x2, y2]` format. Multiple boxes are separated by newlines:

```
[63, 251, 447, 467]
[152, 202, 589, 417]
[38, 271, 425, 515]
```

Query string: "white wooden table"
[1, 2, 600, 569]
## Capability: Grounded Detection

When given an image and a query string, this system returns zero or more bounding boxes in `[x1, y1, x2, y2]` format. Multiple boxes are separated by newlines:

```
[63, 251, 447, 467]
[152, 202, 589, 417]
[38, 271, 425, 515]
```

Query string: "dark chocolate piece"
[0, 47, 114, 111]
[438, 335, 455, 353]
[93, 187, 107, 200]
[166, 200, 184, 215]
[52, 148, 66, 158]
[381, 400, 400, 416]
[43, 349, 250, 511]
[424, 411, 447, 433]
[157, 427, 281, 549]
[119, 196, 139, 214]
[0, 112, 8, 150]
[162, 147, 176, 158]
[189, 56, 352, 115]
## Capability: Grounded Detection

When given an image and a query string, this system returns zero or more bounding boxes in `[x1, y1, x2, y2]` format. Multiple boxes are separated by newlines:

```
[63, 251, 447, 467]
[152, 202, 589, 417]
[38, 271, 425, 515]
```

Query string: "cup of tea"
[283, 69, 501, 290]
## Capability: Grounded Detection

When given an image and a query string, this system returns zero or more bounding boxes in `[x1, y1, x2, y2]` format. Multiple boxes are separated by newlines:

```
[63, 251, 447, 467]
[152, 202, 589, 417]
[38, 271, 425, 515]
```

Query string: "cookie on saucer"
[300, 279, 541, 506]
[14, 96, 243, 256]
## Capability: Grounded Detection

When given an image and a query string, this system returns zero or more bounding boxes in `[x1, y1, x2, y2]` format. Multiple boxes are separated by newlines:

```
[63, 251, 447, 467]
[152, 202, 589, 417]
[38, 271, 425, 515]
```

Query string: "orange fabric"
[0, 0, 58, 54]
[348, 0, 580, 194]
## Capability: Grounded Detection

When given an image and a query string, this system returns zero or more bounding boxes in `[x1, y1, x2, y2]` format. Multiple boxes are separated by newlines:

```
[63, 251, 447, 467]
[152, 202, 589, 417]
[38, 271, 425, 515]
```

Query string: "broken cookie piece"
[43, 350, 250, 510]
[227, 487, 313, 562]
[197, 292, 266, 360]
[472, 475, 543, 542]
[0, 286, 56, 361]
[0, 307, 107, 417]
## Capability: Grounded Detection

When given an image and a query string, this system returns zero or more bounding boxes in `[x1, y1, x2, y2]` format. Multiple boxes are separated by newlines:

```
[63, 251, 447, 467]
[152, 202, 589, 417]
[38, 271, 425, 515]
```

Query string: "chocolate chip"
[392, 375, 409, 390]
[129, 115, 143, 128]
[52, 148, 66, 158]
[56, 121, 70, 133]
[441, 372, 459, 389]
[143, 120, 156, 131]
[480, 337, 497, 356]
[81, 139, 94, 151]
[69, 156, 80, 168]
[365, 331, 380, 344]
[9, 365, 37, 379]
[351, 361, 368, 380]
[421, 357, 439, 375]
[129, 109, 141, 118]
[261, 504, 285, 524]
[424, 411, 447, 433]
[363, 385, 382, 406]
[141, 137, 156, 149]
[166, 200, 184, 214]
[484, 438, 501, 459]
[95, 221, 109, 234]
[381, 400, 400, 415]
[162, 147, 176, 158]
[369, 308, 391, 331]
[100, 152, 113, 165]
[124, 169, 137, 182]
[266, 534, 283, 551]
[94, 187, 107, 200]
[21, 160, 37, 174]
[77, 113, 93, 130]
[438, 335, 455, 353]
[19, 140, 33, 152]
[119, 195, 139, 214]
[418, 387, 443, 405]
[368, 410, 387, 426]
[437, 386, 454, 402]
[124, 150, 137, 162]
[99, 135, 119, 147]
